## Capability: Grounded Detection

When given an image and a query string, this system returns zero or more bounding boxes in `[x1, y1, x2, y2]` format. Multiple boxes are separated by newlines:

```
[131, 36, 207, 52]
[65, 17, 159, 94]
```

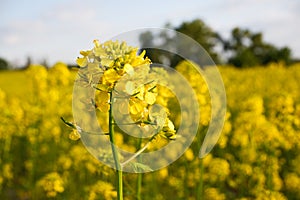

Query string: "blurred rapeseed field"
[0, 60, 300, 199]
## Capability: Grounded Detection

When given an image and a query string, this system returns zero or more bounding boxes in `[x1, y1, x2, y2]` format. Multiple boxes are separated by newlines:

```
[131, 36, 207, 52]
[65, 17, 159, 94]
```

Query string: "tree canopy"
[222, 27, 292, 67]
[139, 19, 294, 68]
[139, 19, 220, 68]
[175, 19, 220, 64]
[0, 57, 10, 70]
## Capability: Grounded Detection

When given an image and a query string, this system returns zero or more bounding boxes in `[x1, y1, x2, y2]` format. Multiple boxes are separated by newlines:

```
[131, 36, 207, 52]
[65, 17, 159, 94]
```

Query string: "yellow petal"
[139, 50, 146, 58]
[124, 63, 134, 76]
[133, 64, 150, 78]
[104, 69, 120, 84]
[98, 103, 110, 112]
[97, 91, 109, 103]
[87, 62, 99, 69]
[101, 58, 114, 67]
[97, 84, 110, 92]
[145, 92, 157, 105]
[136, 86, 145, 100]
[168, 134, 176, 140]
[80, 50, 91, 56]
[167, 119, 175, 130]
[93, 39, 100, 47]
[149, 106, 167, 127]
[69, 130, 81, 140]
[117, 101, 129, 114]
[129, 98, 145, 115]
[125, 81, 135, 94]
[76, 57, 88, 67]
[94, 47, 106, 57]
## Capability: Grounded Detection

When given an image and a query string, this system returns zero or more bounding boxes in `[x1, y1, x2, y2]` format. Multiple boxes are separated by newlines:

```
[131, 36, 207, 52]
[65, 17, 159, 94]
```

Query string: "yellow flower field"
[0, 61, 300, 199]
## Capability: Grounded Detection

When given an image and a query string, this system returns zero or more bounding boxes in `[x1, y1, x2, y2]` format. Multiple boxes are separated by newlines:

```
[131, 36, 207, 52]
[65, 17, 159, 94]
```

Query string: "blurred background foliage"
[139, 19, 294, 68]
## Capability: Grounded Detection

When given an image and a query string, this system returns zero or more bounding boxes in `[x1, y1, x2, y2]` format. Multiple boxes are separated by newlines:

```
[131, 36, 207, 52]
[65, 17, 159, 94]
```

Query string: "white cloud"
[0, 1, 115, 65]
[197, 0, 300, 57]
[2, 34, 20, 45]
[43, 1, 97, 23]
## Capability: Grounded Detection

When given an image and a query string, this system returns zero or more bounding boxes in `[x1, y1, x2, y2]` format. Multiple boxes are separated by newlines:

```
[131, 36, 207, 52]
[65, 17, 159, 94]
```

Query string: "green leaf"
[130, 162, 152, 173]
[60, 117, 76, 129]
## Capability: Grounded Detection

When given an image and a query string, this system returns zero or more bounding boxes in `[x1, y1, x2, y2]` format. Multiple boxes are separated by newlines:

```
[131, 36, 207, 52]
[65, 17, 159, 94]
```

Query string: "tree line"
[139, 19, 296, 68]
[0, 18, 298, 70]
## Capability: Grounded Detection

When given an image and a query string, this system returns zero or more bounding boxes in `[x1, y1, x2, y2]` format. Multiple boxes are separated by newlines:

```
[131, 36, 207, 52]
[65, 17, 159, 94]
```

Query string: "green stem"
[136, 137, 143, 200]
[197, 158, 204, 200]
[109, 91, 123, 200]
[136, 172, 142, 200]
[197, 127, 207, 200]
[121, 142, 150, 167]
[121, 131, 159, 168]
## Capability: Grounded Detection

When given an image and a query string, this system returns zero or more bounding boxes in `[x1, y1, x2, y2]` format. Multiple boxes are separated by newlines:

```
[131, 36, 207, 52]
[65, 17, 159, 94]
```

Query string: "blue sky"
[1, 0, 299, 66]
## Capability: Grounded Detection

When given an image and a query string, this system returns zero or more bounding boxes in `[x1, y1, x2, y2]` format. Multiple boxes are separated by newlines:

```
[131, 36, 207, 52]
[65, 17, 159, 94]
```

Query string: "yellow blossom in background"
[88, 180, 117, 200]
[204, 187, 226, 200]
[158, 168, 169, 179]
[0, 176, 3, 188]
[37, 172, 64, 198]
[58, 155, 72, 170]
[2, 164, 13, 180]
[255, 190, 287, 200]
[69, 129, 81, 141]
[205, 158, 230, 182]
[1, 41, 300, 199]
[284, 173, 300, 193]
[184, 148, 194, 161]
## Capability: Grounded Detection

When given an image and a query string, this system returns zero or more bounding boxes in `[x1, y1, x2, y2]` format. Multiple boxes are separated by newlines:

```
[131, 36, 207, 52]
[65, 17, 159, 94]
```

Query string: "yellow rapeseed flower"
[37, 172, 64, 198]
[74, 39, 177, 143]
[184, 148, 195, 161]
[69, 129, 81, 141]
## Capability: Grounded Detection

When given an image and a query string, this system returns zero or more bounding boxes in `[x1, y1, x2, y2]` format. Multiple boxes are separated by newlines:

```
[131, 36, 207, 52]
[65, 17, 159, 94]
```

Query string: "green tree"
[175, 19, 220, 64]
[139, 19, 221, 67]
[0, 57, 10, 70]
[139, 31, 162, 64]
[223, 27, 292, 67]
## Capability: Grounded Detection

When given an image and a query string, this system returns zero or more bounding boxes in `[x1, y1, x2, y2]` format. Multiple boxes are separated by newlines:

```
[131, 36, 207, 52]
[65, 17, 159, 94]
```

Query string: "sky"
[1, 0, 300, 66]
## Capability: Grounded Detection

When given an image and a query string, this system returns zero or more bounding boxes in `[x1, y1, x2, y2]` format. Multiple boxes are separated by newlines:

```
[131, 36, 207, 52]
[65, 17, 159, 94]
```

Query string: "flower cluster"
[74, 40, 176, 141]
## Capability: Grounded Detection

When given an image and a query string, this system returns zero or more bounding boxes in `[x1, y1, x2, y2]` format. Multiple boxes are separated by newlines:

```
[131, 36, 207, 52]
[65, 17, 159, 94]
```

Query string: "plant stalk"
[197, 158, 204, 200]
[136, 137, 143, 200]
[109, 91, 123, 200]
